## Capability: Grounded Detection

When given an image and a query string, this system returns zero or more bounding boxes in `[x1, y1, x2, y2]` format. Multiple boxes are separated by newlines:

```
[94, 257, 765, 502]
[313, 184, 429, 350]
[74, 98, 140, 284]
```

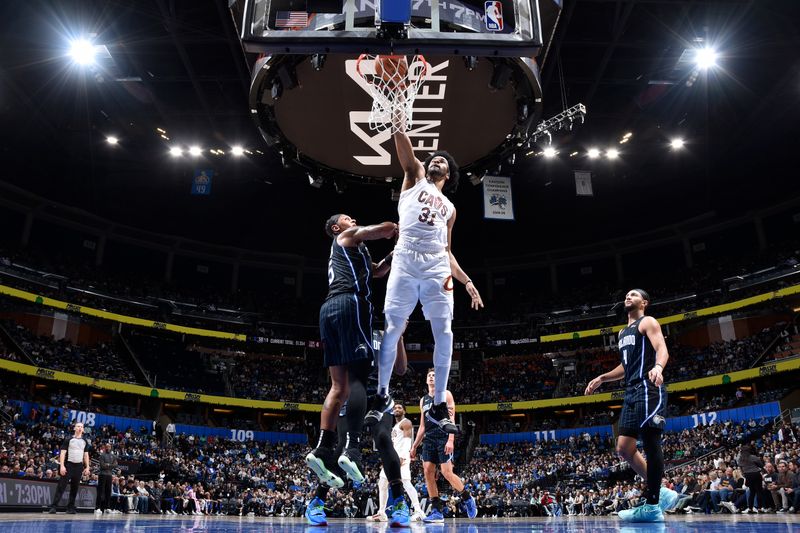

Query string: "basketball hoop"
[356, 54, 429, 134]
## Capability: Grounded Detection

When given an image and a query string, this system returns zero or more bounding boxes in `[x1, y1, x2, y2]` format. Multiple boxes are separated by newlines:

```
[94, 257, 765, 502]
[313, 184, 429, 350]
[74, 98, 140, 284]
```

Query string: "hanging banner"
[483, 176, 514, 220]
[575, 170, 593, 196]
[191, 170, 213, 195]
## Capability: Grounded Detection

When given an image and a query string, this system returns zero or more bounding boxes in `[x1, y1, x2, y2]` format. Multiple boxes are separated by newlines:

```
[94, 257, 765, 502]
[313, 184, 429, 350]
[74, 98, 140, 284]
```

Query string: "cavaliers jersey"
[396, 179, 454, 254]
[618, 316, 657, 388]
[326, 238, 373, 300]
[391, 418, 413, 459]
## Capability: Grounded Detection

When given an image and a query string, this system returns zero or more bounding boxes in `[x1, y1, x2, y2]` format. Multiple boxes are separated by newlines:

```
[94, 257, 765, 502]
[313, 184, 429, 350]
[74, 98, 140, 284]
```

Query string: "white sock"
[403, 479, 422, 514]
[430, 317, 453, 405]
[378, 474, 389, 513]
[377, 314, 406, 396]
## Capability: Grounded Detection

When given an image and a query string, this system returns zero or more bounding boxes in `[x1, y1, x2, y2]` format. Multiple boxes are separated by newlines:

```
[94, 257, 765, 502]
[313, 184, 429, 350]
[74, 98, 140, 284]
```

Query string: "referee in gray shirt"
[48, 422, 92, 514]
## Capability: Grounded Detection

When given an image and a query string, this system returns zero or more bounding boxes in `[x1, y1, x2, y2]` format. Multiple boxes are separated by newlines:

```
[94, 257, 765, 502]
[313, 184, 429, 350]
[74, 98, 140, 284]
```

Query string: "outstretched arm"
[393, 131, 424, 192]
[337, 222, 398, 248]
[584, 364, 625, 395]
[447, 210, 483, 310]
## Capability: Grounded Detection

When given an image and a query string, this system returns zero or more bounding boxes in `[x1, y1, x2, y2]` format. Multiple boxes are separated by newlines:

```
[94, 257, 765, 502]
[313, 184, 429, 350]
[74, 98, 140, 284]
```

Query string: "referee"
[48, 422, 92, 514]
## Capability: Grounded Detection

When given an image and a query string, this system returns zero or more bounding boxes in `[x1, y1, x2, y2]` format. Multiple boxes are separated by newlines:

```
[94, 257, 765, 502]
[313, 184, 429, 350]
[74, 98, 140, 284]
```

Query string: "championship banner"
[191, 170, 213, 195]
[575, 170, 593, 196]
[483, 175, 514, 220]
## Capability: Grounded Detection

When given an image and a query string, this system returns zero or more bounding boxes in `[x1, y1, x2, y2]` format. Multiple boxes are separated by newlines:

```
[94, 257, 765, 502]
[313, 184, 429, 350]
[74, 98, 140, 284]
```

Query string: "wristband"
[465, 279, 473, 285]
[654, 363, 664, 371]
[382, 254, 393, 266]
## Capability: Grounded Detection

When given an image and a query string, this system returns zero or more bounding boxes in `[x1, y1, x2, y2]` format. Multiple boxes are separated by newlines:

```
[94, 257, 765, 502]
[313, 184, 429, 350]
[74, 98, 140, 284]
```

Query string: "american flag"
[275, 11, 309, 28]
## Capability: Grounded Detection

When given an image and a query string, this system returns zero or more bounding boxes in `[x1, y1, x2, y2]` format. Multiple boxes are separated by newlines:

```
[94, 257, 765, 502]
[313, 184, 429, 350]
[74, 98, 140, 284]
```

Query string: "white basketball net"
[356, 54, 429, 134]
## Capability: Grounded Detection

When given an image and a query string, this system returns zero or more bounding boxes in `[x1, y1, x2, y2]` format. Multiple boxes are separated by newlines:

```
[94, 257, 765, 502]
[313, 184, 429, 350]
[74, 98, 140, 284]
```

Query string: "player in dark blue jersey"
[584, 289, 678, 522]
[305, 214, 412, 527]
[410, 368, 477, 522]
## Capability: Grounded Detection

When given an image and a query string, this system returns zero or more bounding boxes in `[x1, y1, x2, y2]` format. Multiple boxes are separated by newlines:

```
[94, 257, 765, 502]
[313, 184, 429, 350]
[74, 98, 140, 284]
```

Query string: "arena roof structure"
[0, 0, 798, 262]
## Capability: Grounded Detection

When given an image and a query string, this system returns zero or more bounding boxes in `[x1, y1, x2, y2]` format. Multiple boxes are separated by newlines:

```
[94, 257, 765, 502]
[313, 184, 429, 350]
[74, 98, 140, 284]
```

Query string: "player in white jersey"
[366, 126, 484, 435]
[367, 404, 425, 522]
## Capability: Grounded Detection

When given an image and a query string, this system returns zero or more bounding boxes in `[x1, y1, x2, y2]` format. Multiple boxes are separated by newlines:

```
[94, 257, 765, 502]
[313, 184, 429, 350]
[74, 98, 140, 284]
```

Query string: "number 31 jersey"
[396, 178, 455, 254]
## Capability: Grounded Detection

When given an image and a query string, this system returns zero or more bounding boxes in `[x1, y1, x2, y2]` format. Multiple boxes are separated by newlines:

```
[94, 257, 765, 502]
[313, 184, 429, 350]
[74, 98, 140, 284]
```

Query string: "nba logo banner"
[485, 1, 504, 32]
[191, 170, 213, 195]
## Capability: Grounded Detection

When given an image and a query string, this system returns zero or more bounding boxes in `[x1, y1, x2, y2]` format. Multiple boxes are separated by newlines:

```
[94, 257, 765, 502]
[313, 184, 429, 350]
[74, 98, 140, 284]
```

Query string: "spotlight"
[695, 47, 718, 70]
[606, 149, 619, 160]
[69, 39, 96, 66]
[169, 147, 183, 157]
[311, 54, 326, 71]
[334, 178, 347, 194]
[469, 172, 485, 186]
[587, 148, 601, 159]
[308, 174, 324, 188]
[105, 136, 118, 145]
[543, 147, 557, 158]
[670, 138, 685, 150]
[231, 146, 245, 156]
[189, 146, 202, 157]
[463, 56, 478, 71]
[488, 62, 513, 91]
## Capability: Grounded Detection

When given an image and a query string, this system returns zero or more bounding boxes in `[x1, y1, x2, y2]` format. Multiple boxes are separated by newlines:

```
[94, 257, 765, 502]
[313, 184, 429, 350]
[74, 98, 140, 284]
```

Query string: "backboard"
[239, 0, 543, 56]
[233, 1, 563, 185]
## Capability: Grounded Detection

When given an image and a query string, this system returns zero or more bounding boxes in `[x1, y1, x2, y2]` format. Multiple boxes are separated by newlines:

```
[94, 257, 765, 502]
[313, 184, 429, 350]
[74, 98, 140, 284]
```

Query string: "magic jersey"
[618, 316, 657, 388]
[326, 238, 373, 301]
[396, 178, 454, 254]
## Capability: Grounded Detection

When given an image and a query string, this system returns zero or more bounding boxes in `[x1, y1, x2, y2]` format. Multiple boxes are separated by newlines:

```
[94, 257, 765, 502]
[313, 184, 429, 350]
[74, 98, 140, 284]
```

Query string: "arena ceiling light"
[188, 146, 202, 157]
[69, 39, 96, 65]
[169, 147, 183, 157]
[695, 47, 719, 70]
[670, 138, 686, 150]
[587, 148, 601, 159]
[606, 148, 619, 160]
[543, 146, 558, 158]
[105, 136, 118, 145]
[231, 146, 245, 156]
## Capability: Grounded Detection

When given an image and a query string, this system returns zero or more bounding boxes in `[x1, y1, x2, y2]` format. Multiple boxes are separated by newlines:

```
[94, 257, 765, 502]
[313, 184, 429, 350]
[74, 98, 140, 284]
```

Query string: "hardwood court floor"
[0, 513, 796, 532]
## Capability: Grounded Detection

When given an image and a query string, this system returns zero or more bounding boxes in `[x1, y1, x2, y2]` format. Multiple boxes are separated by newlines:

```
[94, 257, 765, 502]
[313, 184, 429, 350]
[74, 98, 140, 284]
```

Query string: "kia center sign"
[250, 53, 541, 183]
[0, 477, 97, 510]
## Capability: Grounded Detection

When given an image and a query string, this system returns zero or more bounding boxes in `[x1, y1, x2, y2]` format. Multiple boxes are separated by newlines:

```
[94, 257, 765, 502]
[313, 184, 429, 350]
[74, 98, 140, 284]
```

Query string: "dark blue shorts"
[319, 294, 374, 368]
[422, 431, 452, 465]
[618, 381, 667, 437]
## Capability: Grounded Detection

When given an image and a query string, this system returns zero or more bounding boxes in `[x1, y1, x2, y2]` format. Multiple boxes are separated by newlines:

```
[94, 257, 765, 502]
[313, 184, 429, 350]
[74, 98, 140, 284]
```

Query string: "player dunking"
[584, 289, 679, 522]
[411, 368, 477, 522]
[366, 126, 483, 435]
[367, 404, 425, 522]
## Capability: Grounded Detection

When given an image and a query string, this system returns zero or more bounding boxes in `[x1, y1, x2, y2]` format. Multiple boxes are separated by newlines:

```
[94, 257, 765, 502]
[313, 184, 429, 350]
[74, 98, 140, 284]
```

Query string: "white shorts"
[384, 248, 453, 320]
[380, 462, 412, 481]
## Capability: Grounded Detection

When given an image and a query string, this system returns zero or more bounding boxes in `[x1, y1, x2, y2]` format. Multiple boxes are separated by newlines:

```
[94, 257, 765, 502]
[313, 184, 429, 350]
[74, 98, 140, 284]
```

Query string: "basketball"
[374, 55, 408, 88]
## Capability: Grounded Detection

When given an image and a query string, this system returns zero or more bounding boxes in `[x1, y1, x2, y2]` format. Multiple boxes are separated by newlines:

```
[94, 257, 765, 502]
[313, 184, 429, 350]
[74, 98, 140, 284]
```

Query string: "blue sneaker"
[659, 487, 679, 512]
[389, 496, 410, 527]
[462, 495, 478, 519]
[423, 508, 444, 523]
[619, 503, 664, 522]
[305, 497, 327, 526]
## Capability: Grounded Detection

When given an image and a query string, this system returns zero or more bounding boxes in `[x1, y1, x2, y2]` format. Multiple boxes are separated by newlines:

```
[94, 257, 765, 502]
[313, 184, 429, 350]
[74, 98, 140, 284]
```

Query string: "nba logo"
[485, 1, 503, 31]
